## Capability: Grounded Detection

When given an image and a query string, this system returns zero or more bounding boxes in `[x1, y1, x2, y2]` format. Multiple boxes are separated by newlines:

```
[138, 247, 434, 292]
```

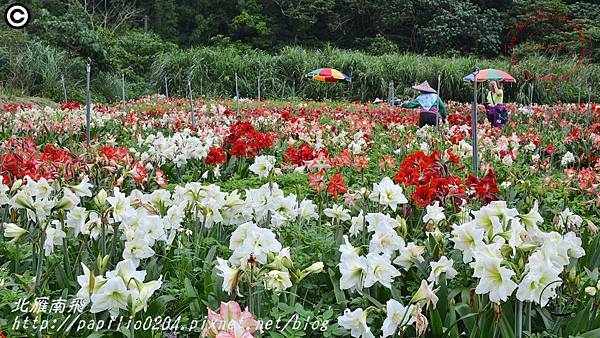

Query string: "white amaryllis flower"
[450, 220, 485, 263]
[365, 212, 399, 232]
[24, 176, 53, 200]
[76, 262, 106, 302]
[249, 155, 276, 178]
[106, 259, 146, 285]
[216, 257, 239, 295]
[3, 222, 27, 242]
[297, 199, 318, 221]
[0, 180, 10, 206]
[382, 299, 416, 337]
[228, 222, 282, 267]
[324, 204, 351, 222]
[422, 201, 445, 225]
[393, 242, 425, 270]
[339, 251, 368, 292]
[107, 187, 135, 223]
[519, 201, 544, 239]
[560, 151, 575, 166]
[469, 242, 504, 278]
[264, 270, 293, 293]
[55, 188, 80, 211]
[557, 208, 583, 229]
[369, 228, 404, 256]
[44, 222, 67, 256]
[71, 176, 94, 197]
[411, 280, 439, 309]
[427, 256, 458, 283]
[122, 238, 156, 264]
[364, 253, 401, 289]
[472, 208, 503, 238]
[90, 277, 130, 318]
[516, 261, 561, 306]
[131, 277, 163, 314]
[474, 257, 517, 303]
[66, 207, 87, 237]
[337, 308, 375, 338]
[349, 211, 364, 237]
[368, 177, 408, 211]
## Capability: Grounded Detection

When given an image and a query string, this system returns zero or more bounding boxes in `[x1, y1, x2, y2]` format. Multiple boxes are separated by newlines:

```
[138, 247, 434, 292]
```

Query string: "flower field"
[1, 97, 600, 338]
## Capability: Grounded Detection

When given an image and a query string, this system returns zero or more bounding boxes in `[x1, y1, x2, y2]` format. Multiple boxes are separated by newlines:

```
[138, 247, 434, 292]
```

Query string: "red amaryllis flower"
[412, 184, 434, 207]
[327, 172, 348, 199]
[224, 121, 274, 158]
[155, 168, 168, 188]
[60, 102, 82, 110]
[284, 143, 317, 166]
[205, 147, 227, 166]
[131, 161, 148, 186]
[353, 156, 369, 171]
[378, 155, 395, 170]
[308, 169, 325, 193]
[446, 149, 460, 164]
[545, 144, 555, 155]
[468, 170, 499, 204]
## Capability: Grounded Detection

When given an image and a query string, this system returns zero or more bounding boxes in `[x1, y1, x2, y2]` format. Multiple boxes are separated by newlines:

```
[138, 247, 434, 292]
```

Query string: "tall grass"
[152, 46, 600, 104]
[0, 31, 121, 103]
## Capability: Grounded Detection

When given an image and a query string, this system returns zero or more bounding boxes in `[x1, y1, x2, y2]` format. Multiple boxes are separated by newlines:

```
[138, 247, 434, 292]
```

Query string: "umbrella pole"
[472, 69, 479, 178]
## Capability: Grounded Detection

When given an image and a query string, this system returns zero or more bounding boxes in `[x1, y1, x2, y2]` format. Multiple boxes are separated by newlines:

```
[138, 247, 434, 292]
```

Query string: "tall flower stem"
[515, 300, 523, 338]
[62, 237, 72, 279]
[15, 241, 19, 274]
[34, 232, 45, 292]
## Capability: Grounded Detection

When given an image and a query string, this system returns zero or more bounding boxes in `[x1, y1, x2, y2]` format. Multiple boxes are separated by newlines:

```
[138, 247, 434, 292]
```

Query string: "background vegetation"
[0, 0, 599, 103]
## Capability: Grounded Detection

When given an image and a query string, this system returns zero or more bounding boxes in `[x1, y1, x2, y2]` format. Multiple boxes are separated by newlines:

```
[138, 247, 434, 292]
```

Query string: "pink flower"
[203, 301, 258, 338]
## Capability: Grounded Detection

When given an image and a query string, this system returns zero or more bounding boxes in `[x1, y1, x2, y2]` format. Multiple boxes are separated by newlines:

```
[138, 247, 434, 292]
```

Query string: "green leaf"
[328, 268, 347, 306]
[431, 306, 444, 337]
[582, 327, 600, 338]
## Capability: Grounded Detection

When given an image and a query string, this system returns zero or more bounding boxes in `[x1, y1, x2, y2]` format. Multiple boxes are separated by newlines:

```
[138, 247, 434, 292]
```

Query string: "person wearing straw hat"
[399, 81, 447, 127]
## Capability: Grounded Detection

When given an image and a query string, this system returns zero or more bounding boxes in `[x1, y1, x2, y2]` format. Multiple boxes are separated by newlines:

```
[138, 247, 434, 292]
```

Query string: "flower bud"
[10, 179, 22, 193]
[3, 222, 27, 243]
[303, 262, 324, 275]
[587, 219, 598, 235]
[585, 286, 597, 296]
[94, 189, 108, 208]
[97, 254, 110, 275]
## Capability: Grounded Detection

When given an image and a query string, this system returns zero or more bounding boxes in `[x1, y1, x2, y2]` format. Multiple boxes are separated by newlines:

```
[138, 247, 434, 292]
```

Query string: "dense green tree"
[152, 0, 178, 39]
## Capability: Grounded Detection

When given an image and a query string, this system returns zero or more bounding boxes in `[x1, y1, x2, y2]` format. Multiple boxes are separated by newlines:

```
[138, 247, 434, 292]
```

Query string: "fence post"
[61, 75, 68, 102]
[121, 73, 126, 111]
[165, 77, 169, 99]
[587, 84, 592, 126]
[235, 73, 240, 114]
[144, 15, 148, 33]
[188, 78, 196, 129]
[258, 77, 261, 101]
[85, 62, 91, 146]
[388, 81, 394, 108]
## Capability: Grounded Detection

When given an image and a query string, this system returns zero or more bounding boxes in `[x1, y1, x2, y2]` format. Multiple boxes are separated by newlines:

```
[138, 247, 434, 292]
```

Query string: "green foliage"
[151, 45, 600, 104]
